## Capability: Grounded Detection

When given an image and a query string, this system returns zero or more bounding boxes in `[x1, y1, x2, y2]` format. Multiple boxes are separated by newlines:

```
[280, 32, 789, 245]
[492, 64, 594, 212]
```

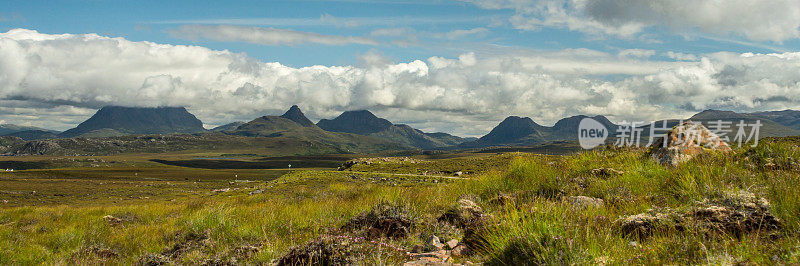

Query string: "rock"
[451, 244, 468, 257]
[426, 235, 444, 251]
[438, 199, 484, 228]
[614, 191, 780, 238]
[248, 189, 263, 195]
[647, 121, 732, 166]
[692, 191, 781, 235]
[405, 250, 455, 265]
[213, 188, 231, 193]
[446, 239, 459, 249]
[590, 167, 624, 177]
[103, 215, 123, 226]
[566, 196, 605, 209]
[613, 208, 685, 237]
[454, 171, 463, 177]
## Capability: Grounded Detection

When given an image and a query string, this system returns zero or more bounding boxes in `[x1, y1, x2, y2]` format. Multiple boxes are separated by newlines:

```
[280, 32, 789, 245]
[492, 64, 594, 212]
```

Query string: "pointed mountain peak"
[280, 105, 315, 127]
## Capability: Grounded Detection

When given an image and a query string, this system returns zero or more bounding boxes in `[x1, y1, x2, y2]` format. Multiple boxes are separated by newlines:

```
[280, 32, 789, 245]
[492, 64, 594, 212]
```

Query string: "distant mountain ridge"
[0, 124, 58, 136]
[59, 106, 206, 138]
[460, 115, 618, 148]
[317, 110, 470, 149]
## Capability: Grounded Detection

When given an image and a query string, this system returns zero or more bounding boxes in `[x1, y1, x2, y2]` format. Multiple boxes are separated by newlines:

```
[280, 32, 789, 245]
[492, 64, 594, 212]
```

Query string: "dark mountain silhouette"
[280, 105, 316, 127]
[461, 115, 617, 148]
[317, 110, 393, 135]
[317, 110, 469, 149]
[231, 106, 410, 152]
[59, 106, 206, 138]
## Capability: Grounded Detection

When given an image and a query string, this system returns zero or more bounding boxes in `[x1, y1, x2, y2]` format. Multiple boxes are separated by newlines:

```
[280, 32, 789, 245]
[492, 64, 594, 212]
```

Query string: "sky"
[2, 0, 800, 137]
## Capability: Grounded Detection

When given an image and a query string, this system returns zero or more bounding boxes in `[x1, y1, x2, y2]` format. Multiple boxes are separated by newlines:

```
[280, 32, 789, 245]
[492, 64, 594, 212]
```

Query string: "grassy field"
[0, 139, 799, 264]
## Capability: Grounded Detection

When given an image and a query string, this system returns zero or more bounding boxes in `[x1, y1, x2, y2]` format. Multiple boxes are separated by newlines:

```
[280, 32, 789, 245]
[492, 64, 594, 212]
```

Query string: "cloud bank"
[464, 0, 800, 42]
[2, 29, 800, 136]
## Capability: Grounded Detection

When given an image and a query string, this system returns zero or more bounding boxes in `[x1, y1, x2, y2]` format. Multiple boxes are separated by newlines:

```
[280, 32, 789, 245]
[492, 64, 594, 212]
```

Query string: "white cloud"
[169, 24, 378, 46]
[2, 29, 800, 136]
[464, 0, 800, 42]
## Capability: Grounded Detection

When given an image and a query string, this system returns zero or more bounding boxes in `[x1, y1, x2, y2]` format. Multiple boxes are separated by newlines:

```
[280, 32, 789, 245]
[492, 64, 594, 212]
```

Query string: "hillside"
[317, 110, 469, 149]
[59, 106, 206, 138]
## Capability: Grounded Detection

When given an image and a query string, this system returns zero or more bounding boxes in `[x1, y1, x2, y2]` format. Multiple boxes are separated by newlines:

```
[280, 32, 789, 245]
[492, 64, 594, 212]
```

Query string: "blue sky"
[3, 0, 795, 67]
[2, 0, 800, 136]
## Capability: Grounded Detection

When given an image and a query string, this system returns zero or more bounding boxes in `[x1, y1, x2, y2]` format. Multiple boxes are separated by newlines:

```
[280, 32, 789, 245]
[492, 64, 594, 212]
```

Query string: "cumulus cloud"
[2, 29, 800, 136]
[169, 24, 378, 46]
[463, 0, 800, 42]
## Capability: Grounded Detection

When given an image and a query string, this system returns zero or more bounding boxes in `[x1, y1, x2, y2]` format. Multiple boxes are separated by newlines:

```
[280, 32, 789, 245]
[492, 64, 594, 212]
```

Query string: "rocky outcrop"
[614, 191, 781, 237]
[647, 121, 732, 166]
[14, 140, 63, 155]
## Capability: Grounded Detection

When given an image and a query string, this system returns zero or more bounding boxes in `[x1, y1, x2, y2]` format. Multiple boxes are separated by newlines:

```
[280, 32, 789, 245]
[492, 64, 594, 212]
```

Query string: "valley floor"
[1, 140, 799, 265]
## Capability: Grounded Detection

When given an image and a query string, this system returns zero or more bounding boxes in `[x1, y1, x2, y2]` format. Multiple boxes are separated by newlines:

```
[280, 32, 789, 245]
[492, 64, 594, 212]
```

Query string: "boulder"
[613, 208, 685, 237]
[438, 199, 484, 228]
[692, 191, 781, 235]
[647, 121, 732, 166]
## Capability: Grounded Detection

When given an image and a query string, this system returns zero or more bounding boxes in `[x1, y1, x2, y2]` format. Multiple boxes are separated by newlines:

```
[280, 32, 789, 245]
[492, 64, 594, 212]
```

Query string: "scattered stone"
[566, 196, 605, 209]
[647, 121, 732, 166]
[426, 235, 444, 251]
[213, 188, 231, 193]
[405, 250, 455, 265]
[446, 239, 459, 249]
[590, 167, 624, 177]
[451, 244, 468, 257]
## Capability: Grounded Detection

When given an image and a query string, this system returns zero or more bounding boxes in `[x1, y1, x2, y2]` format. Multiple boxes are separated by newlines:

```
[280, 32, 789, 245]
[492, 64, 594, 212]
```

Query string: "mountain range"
[317, 110, 470, 149]
[3, 106, 800, 152]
